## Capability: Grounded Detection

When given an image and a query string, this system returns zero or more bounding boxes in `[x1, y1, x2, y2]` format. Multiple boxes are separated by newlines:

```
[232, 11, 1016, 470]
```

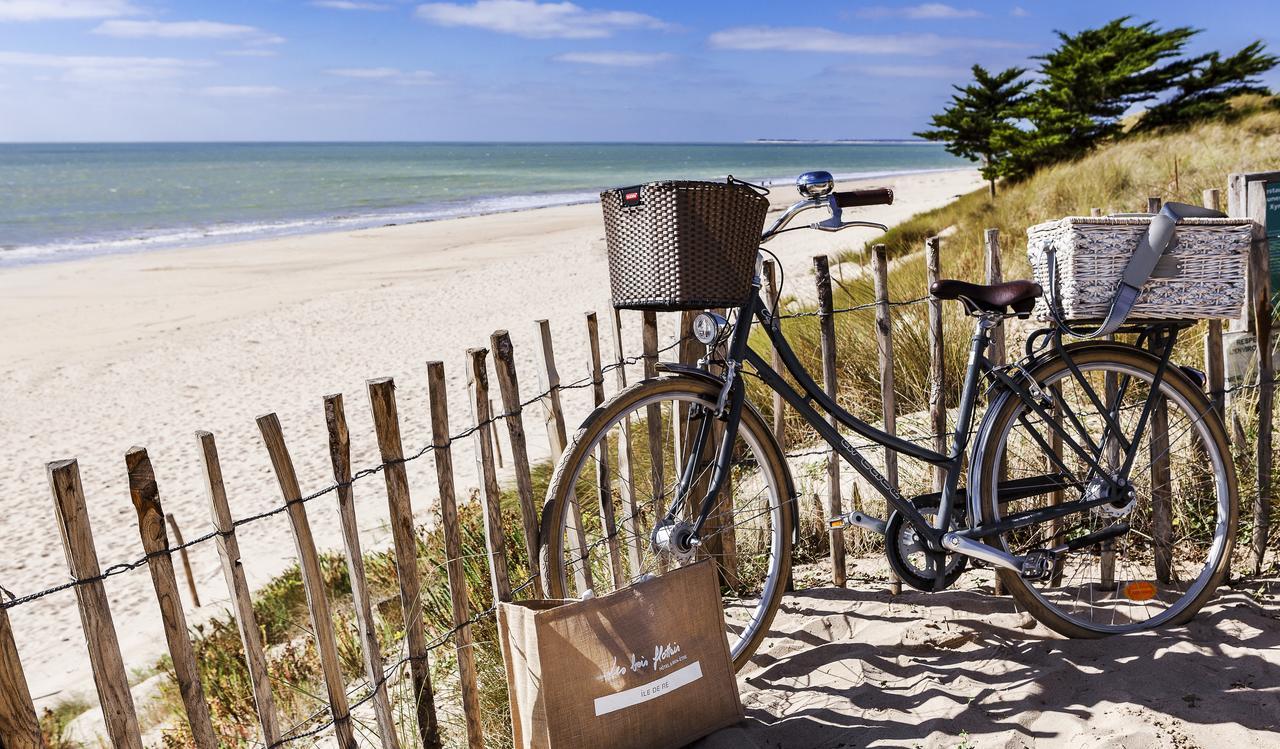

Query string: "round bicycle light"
[692, 311, 727, 345]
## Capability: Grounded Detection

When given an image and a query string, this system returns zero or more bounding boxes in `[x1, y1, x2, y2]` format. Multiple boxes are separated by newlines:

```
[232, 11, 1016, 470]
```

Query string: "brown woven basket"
[601, 179, 770, 310]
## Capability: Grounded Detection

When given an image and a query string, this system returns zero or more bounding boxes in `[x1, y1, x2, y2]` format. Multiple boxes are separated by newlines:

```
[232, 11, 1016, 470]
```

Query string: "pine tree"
[1136, 41, 1278, 131]
[915, 64, 1029, 197]
[1011, 18, 1201, 173]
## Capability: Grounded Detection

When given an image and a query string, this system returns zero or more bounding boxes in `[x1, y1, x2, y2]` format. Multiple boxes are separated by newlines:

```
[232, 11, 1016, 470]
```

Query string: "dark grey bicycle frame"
[668, 274, 1180, 559]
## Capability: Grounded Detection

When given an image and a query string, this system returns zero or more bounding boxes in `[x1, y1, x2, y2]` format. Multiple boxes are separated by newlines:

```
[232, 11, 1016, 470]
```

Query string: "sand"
[0, 168, 984, 705]
[696, 560, 1280, 748]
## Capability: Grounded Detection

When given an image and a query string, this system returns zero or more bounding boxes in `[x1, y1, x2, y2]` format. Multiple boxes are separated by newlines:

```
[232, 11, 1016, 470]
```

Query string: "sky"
[0, 0, 1278, 142]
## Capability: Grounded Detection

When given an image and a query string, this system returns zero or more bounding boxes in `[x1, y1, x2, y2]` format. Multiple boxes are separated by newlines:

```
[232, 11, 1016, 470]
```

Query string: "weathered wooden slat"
[762, 260, 787, 452]
[642, 311, 664, 505]
[925, 236, 946, 492]
[870, 244, 903, 596]
[0, 605, 43, 749]
[1246, 180, 1273, 572]
[256, 414, 357, 749]
[587, 312, 626, 588]
[366, 378, 442, 749]
[322, 395, 401, 749]
[490, 330, 545, 599]
[535, 320, 593, 594]
[425, 363, 485, 749]
[813, 255, 846, 587]
[983, 229, 1007, 369]
[467, 349, 514, 602]
[1150, 395, 1174, 582]
[1203, 188, 1227, 425]
[125, 448, 217, 749]
[47, 459, 143, 749]
[609, 309, 645, 576]
[199, 431, 280, 746]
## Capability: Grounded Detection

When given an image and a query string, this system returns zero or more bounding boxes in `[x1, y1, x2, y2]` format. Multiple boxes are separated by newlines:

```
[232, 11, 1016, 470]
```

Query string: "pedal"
[1020, 549, 1056, 580]
[829, 511, 887, 535]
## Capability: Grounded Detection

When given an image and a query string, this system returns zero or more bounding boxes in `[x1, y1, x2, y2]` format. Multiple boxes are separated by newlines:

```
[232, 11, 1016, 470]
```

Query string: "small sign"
[1265, 181, 1280, 303]
[1224, 329, 1280, 391]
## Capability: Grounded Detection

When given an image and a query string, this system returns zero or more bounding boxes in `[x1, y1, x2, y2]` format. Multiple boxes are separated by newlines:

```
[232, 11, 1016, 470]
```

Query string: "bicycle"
[538, 171, 1237, 669]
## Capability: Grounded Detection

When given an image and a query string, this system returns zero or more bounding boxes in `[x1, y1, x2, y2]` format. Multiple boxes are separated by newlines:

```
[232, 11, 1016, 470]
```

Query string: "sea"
[0, 142, 967, 267]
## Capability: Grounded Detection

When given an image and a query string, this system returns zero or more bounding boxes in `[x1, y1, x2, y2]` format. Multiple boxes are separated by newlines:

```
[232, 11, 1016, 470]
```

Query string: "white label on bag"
[592, 661, 703, 716]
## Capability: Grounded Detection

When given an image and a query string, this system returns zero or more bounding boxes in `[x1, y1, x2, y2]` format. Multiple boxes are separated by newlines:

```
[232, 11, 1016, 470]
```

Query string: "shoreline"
[0, 167, 971, 269]
[0, 167, 984, 704]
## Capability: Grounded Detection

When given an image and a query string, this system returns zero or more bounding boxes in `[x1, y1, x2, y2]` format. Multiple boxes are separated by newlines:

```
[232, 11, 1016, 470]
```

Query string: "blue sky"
[0, 0, 1276, 141]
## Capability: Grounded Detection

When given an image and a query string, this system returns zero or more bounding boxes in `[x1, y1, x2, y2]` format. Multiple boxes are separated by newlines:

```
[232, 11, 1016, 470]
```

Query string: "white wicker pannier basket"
[1026, 215, 1252, 322]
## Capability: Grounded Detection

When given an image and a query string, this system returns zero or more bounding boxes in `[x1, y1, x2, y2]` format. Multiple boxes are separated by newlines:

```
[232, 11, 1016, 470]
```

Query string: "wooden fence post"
[366, 378, 442, 749]
[536, 319, 593, 593]
[0, 605, 43, 748]
[587, 312, 626, 588]
[125, 447, 217, 749]
[1203, 188, 1227, 423]
[47, 459, 143, 749]
[871, 244, 903, 596]
[257, 414, 357, 749]
[425, 363, 485, 749]
[609, 309, 646, 576]
[322, 395, 401, 749]
[813, 255, 846, 587]
[199, 431, 280, 746]
[490, 330, 545, 599]
[642, 311, 664, 504]
[926, 237, 947, 492]
[467, 348, 514, 603]
[1237, 175, 1273, 572]
[763, 260, 787, 452]
[984, 229, 1008, 596]
[163, 513, 200, 608]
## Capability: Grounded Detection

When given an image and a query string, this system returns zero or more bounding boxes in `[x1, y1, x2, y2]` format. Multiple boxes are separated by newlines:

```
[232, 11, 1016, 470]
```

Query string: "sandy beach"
[0, 168, 984, 704]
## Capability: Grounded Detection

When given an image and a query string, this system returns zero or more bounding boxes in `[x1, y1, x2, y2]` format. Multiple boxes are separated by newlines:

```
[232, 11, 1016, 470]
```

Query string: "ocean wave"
[0, 167, 965, 267]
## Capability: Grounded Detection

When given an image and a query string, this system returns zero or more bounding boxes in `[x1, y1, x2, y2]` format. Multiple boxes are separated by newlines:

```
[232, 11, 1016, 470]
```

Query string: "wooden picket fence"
[1, 179, 1275, 749]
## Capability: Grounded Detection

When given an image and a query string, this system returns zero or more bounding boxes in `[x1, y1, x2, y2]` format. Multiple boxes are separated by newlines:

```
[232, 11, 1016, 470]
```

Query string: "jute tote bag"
[498, 560, 743, 748]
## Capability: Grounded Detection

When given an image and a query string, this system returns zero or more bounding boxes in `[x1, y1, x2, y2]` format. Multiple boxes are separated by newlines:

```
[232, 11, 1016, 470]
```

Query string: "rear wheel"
[975, 345, 1237, 637]
[538, 375, 793, 669]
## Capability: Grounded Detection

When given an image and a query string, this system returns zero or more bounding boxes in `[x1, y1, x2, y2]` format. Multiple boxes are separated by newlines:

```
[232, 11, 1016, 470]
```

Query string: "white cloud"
[858, 4, 982, 19]
[553, 51, 673, 67]
[0, 0, 139, 21]
[0, 49, 209, 82]
[311, 0, 391, 9]
[93, 20, 285, 45]
[326, 67, 440, 84]
[221, 49, 280, 58]
[708, 26, 1024, 55]
[1011, 6, 1030, 16]
[415, 0, 671, 39]
[851, 63, 969, 78]
[200, 85, 285, 97]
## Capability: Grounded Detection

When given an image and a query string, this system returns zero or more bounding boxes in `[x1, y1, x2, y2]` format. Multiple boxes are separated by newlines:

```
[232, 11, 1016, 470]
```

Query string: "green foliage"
[923, 16, 1278, 183]
[1136, 41, 1280, 132]
[915, 64, 1030, 195]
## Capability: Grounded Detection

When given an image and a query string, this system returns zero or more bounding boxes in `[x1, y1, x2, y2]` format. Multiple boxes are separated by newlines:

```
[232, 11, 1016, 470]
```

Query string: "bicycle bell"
[796, 170, 834, 199]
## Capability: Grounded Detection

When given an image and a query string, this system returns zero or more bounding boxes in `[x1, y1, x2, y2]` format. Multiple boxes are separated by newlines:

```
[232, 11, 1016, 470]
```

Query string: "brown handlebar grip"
[834, 187, 894, 208]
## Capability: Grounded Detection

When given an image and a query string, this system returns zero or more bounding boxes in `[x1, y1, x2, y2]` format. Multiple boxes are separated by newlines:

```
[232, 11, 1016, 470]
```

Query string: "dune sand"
[0, 169, 983, 705]
[697, 560, 1280, 748]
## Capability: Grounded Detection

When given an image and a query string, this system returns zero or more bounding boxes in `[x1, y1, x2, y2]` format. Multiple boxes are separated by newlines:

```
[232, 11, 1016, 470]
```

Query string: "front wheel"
[975, 344, 1237, 637]
[538, 375, 794, 670]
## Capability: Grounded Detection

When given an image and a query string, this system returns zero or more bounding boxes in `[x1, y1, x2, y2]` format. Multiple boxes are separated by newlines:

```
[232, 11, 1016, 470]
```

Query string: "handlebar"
[834, 187, 894, 208]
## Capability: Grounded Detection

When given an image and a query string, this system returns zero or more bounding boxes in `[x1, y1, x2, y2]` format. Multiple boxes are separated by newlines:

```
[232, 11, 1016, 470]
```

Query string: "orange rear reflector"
[1124, 581, 1157, 601]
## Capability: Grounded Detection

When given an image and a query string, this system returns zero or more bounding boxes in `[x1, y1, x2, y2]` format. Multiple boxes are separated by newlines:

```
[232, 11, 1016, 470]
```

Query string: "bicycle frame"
[663, 268, 1184, 579]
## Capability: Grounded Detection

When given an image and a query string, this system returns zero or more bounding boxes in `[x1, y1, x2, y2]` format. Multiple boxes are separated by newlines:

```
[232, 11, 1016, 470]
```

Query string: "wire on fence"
[0, 334, 691, 611]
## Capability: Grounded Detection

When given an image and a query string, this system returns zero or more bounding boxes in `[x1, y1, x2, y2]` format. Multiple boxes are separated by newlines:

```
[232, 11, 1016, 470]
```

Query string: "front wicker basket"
[601, 180, 770, 311]
[1026, 215, 1252, 322]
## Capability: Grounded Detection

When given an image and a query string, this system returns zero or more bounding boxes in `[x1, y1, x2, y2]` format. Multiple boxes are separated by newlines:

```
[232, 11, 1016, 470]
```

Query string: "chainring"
[884, 498, 968, 592]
